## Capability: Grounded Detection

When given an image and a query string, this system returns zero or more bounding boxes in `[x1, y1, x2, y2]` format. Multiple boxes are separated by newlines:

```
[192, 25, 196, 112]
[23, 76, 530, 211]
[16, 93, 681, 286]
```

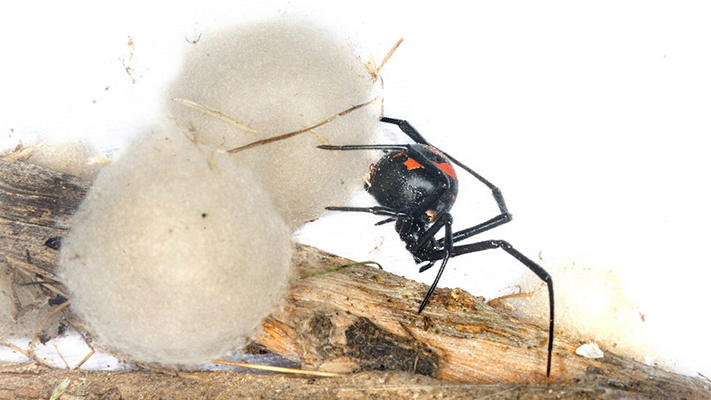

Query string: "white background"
[2, 1, 710, 378]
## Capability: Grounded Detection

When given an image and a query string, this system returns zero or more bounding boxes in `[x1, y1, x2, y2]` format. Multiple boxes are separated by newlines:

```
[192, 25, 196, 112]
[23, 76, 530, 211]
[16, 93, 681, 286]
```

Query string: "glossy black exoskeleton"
[319, 117, 555, 377]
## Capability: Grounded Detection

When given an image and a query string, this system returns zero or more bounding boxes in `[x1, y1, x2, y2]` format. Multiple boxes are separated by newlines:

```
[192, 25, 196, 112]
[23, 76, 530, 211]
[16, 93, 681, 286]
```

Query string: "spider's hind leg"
[433, 239, 555, 377]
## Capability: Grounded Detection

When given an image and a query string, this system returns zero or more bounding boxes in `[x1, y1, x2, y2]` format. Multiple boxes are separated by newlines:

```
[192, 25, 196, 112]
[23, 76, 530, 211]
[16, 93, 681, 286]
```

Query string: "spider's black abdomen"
[367, 144, 458, 221]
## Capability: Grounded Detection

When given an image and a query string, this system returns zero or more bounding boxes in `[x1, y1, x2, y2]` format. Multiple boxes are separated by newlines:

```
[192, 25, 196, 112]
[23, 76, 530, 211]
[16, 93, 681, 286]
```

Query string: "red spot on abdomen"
[435, 162, 457, 178]
[403, 158, 424, 170]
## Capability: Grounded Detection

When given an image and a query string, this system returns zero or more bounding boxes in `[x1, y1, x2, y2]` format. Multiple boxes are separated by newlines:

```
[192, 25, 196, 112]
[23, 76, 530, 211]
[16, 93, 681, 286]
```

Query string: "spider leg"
[426, 239, 554, 377]
[375, 217, 397, 226]
[379, 117, 432, 146]
[318, 144, 409, 151]
[325, 206, 408, 219]
[444, 211, 512, 245]
[434, 149, 513, 244]
[319, 143, 415, 223]
[439, 150, 512, 244]
[417, 213, 454, 314]
[408, 211, 449, 254]
[418, 261, 436, 273]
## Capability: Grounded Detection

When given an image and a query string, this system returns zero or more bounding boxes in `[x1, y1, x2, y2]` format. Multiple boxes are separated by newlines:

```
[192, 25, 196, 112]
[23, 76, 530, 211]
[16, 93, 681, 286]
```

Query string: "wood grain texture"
[1, 159, 709, 399]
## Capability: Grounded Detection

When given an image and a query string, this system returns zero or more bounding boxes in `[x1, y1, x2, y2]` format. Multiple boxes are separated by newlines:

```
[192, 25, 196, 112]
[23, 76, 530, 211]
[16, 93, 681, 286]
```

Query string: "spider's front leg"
[325, 205, 408, 219]
[413, 213, 454, 314]
[379, 117, 432, 146]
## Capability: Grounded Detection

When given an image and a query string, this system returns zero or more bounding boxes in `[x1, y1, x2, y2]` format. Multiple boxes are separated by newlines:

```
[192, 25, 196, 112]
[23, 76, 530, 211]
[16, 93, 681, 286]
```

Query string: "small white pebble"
[576, 342, 605, 359]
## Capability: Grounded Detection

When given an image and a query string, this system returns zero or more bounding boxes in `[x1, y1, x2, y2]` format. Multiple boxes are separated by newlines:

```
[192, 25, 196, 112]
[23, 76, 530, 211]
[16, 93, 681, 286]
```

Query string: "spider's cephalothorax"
[319, 117, 555, 377]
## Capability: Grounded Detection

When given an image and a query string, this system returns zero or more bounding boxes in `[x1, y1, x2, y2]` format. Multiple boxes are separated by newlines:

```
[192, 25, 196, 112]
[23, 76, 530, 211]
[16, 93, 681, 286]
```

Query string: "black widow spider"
[319, 117, 554, 377]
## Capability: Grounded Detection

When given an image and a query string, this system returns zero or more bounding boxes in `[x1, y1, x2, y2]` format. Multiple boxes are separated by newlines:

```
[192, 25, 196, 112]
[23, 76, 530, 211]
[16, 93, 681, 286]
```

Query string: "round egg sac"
[59, 122, 293, 366]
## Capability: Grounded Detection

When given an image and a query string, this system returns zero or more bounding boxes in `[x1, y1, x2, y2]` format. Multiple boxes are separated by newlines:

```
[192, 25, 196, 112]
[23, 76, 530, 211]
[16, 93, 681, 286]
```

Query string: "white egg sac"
[166, 18, 380, 228]
[59, 120, 292, 366]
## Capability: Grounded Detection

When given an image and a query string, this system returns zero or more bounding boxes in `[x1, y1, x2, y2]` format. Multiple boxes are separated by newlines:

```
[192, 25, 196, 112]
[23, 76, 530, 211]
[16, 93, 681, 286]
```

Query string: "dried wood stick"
[1, 159, 709, 399]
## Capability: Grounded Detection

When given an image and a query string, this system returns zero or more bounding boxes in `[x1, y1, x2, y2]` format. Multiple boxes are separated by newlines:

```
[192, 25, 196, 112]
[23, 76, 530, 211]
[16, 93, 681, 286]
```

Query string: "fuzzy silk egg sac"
[166, 18, 380, 228]
[59, 121, 293, 366]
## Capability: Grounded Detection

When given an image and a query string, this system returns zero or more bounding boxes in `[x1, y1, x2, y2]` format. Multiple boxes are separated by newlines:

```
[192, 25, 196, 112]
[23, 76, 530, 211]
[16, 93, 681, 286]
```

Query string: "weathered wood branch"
[1, 159, 709, 399]
[3, 361, 709, 400]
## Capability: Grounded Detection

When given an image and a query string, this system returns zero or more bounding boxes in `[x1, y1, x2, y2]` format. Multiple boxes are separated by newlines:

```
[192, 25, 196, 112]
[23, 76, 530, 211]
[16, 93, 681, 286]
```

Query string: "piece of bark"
[1, 159, 710, 399]
[0, 159, 88, 279]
